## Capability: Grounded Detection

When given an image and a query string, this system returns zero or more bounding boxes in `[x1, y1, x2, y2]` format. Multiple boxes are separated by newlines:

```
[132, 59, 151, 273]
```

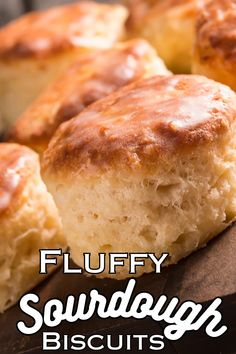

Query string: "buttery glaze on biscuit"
[0, 1, 127, 59]
[9, 40, 170, 153]
[43, 75, 235, 173]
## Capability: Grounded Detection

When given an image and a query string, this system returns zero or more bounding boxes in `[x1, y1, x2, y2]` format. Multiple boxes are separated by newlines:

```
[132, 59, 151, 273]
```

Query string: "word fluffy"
[17, 279, 227, 341]
[39, 250, 168, 275]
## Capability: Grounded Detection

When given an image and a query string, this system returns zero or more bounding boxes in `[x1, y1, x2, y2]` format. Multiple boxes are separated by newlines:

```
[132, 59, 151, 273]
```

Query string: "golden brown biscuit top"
[0, 1, 127, 59]
[196, 0, 236, 62]
[0, 144, 37, 214]
[43, 75, 236, 174]
[9, 39, 169, 153]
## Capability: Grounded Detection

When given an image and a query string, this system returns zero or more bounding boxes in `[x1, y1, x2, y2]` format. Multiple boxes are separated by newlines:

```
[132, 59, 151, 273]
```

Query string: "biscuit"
[9, 39, 170, 154]
[0, 1, 127, 128]
[193, 0, 236, 91]
[0, 143, 65, 312]
[42, 75, 236, 279]
[126, 0, 206, 73]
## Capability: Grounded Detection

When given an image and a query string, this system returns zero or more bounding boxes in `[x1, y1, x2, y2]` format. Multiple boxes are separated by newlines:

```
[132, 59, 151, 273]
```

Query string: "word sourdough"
[17, 279, 226, 341]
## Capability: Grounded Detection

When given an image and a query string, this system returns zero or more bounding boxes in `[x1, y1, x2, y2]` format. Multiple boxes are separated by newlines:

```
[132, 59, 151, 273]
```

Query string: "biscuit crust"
[0, 1, 128, 60]
[43, 75, 236, 174]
